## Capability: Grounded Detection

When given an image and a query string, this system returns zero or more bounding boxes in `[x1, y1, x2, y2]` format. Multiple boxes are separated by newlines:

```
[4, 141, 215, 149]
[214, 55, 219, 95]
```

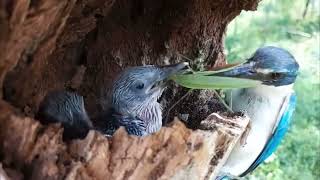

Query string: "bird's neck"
[113, 98, 163, 134]
[137, 101, 162, 134]
[247, 84, 294, 98]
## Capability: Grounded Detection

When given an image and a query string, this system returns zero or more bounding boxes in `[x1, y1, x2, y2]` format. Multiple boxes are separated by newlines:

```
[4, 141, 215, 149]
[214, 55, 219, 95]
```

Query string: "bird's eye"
[249, 70, 256, 74]
[271, 72, 282, 80]
[136, 83, 144, 89]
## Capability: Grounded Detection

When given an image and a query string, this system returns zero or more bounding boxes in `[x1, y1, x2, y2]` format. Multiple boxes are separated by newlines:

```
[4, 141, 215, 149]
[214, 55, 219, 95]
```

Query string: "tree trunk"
[0, 0, 259, 179]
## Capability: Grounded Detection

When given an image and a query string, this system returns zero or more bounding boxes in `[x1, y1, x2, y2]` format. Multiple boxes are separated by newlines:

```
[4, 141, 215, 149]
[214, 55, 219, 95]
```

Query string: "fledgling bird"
[215, 46, 299, 178]
[36, 62, 188, 139]
[36, 91, 93, 141]
[99, 62, 189, 136]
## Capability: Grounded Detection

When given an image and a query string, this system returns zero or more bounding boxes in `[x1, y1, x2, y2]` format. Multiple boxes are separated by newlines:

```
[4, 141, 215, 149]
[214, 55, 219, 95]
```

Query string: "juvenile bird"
[36, 62, 188, 139]
[99, 62, 189, 136]
[215, 46, 299, 178]
[36, 91, 93, 141]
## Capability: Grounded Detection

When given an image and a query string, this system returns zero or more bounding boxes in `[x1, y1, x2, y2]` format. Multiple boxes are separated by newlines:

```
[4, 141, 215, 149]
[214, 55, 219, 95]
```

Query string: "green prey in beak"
[171, 46, 299, 90]
[170, 61, 262, 90]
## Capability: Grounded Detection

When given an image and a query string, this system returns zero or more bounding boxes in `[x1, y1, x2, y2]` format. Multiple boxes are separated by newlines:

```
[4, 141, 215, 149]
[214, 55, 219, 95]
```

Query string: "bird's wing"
[120, 116, 148, 136]
[93, 109, 120, 136]
[94, 108, 147, 137]
[239, 92, 297, 177]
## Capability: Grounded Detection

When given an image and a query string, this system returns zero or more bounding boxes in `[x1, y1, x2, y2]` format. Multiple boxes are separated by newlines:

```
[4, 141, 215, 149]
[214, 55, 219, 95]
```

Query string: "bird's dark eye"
[150, 84, 156, 90]
[136, 83, 144, 89]
[249, 70, 256, 74]
[271, 72, 282, 80]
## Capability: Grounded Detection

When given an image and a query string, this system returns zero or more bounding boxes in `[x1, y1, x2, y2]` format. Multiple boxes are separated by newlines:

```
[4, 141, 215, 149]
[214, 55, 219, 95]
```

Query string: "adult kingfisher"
[215, 46, 299, 178]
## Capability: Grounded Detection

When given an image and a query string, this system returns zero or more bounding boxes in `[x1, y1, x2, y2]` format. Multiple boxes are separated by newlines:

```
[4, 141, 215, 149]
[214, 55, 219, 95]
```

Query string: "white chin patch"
[256, 68, 274, 74]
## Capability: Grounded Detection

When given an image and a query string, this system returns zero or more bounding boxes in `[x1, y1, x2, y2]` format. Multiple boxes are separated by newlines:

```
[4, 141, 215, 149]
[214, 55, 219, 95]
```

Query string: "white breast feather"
[221, 85, 293, 176]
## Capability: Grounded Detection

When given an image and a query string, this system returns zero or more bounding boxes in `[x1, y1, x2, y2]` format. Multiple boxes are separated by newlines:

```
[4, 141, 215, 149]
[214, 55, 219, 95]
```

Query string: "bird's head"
[37, 91, 93, 140]
[216, 46, 299, 86]
[112, 62, 189, 117]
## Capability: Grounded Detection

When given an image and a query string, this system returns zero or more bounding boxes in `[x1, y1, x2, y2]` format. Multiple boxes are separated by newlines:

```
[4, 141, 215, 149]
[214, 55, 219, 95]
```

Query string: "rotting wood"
[0, 0, 77, 98]
[0, 100, 249, 180]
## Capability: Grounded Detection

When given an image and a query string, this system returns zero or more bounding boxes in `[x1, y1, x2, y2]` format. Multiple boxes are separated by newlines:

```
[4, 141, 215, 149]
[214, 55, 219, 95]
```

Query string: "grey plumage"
[36, 91, 93, 140]
[93, 109, 148, 136]
[110, 63, 188, 135]
[36, 62, 188, 139]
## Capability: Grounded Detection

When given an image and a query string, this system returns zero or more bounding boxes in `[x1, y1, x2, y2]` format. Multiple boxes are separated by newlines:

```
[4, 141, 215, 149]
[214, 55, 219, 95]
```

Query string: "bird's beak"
[213, 61, 259, 80]
[159, 62, 190, 80]
[147, 62, 189, 97]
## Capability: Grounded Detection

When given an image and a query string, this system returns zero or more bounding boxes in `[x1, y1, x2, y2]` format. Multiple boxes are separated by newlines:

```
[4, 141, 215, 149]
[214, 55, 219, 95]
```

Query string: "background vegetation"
[224, 0, 320, 179]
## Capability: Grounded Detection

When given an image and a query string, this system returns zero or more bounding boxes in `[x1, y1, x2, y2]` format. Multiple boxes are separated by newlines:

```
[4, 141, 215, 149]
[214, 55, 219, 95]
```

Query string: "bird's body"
[215, 46, 299, 178]
[94, 108, 148, 136]
[36, 91, 93, 140]
[109, 63, 188, 136]
[111, 83, 163, 135]
[221, 84, 296, 176]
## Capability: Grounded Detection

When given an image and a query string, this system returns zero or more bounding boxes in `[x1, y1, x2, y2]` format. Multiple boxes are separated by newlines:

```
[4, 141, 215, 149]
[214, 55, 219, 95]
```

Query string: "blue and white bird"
[215, 46, 299, 178]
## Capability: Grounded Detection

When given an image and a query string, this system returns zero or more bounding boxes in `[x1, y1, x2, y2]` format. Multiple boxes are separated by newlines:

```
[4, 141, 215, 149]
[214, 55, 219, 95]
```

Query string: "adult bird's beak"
[213, 61, 258, 80]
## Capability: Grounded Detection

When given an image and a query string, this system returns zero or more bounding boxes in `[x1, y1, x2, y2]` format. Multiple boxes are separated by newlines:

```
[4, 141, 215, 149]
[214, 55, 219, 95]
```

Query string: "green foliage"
[226, 0, 320, 63]
[171, 73, 261, 89]
[225, 0, 320, 179]
[171, 62, 261, 89]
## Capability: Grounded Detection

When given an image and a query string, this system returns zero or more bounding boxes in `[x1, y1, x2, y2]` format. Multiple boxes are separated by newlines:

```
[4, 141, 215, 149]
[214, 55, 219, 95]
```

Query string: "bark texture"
[0, 100, 249, 179]
[0, 0, 259, 179]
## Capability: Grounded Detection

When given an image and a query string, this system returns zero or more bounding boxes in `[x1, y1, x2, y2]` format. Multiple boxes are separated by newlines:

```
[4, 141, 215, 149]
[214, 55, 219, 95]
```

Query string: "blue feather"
[215, 175, 230, 180]
[240, 92, 297, 177]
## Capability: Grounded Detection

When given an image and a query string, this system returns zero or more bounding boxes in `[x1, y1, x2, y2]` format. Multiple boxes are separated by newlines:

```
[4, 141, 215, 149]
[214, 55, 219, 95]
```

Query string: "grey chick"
[36, 91, 93, 141]
[99, 62, 189, 136]
[36, 62, 188, 139]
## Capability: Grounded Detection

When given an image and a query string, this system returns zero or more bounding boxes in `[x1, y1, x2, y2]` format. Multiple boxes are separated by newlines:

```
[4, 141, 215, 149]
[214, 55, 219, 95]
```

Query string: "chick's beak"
[159, 62, 190, 80]
[148, 62, 189, 94]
